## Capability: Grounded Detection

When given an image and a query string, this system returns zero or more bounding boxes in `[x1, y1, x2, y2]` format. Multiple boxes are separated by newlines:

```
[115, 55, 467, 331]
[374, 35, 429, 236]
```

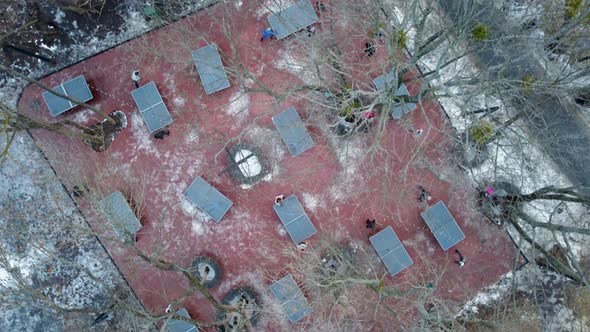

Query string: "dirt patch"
[84, 110, 127, 152]
[565, 285, 590, 327]
[1, 1, 128, 74]
[189, 256, 222, 289]
[217, 286, 261, 331]
[535, 244, 571, 272]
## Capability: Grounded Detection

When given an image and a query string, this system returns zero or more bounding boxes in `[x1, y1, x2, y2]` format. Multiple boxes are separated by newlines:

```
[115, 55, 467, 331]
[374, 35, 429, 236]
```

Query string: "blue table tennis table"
[166, 308, 199, 332]
[390, 102, 417, 119]
[267, 0, 319, 40]
[421, 201, 465, 251]
[269, 273, 313, 323]
[98, 191, 142, 239]
[273, 195, 317, 244]
[373, 70, 417, 119]
[192, 44, 231, 95]
[131, 82, 173, 133]
[184, 177, 233, 223]
[42, 75, 93, 116]
[272, 107, 314, 157]
[373, 70, 398, 92]
[369, 226, 413, 276]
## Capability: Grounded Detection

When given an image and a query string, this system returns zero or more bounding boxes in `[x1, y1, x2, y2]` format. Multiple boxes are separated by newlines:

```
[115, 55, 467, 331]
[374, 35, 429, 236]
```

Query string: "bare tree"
[3, 0, 590, 330]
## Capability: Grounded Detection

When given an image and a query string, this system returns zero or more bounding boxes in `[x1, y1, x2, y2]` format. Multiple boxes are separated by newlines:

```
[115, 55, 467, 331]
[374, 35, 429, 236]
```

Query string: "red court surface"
[18, 1, 517, 330]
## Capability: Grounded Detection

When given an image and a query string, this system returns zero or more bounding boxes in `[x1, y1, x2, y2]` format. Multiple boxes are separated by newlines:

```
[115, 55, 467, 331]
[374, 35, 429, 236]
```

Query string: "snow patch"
[116, 110, 128, 129]
[54, 9, 66, 24]
[191, 219, 205, 236]
[38, 43, 58, 52]
[256, 1, 290, 19]
[332, 136, 367, 175]
[302, 193, 322, 212]
[130, 112, 157, 154]
[276, 224, 287, 236]
[186, 128, 199, 144]
[72, 109, 93, 124]
[0, 268, 14, 288]
[327, 136, 367, 202]
[244, 126, 286, 180]
[235, 149, 261, 177]
[240, 183, 254, 190]
[173, 97, 185, 107]
[181, 199, 197, 215]
[275, 49, 320, 85]
[181, 199, 208, 236]
[226, 91, 249, 123]
[461, 271, 513, 315]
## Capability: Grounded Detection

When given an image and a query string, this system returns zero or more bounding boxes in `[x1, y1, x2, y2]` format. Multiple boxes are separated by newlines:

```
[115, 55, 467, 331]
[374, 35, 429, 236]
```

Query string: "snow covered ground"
[0, 133, 148, 331]
[0, 2, 212, 331]
[2, 0, 587, 329]
[395, 0, 588, 256]
[389, 0, 590, 327]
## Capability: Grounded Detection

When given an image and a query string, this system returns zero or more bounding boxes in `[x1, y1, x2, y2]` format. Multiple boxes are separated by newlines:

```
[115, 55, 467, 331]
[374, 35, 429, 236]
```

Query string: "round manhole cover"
[228, 144, 269, 187]
[234, 149, 262, 177]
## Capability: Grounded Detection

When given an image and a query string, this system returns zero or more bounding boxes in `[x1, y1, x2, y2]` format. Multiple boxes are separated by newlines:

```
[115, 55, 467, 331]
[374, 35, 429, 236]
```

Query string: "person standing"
[455, 249, 466, 267]
[364, 42, 375, 56]
[366, 219, 376, 231]
[418, 186, 431, 202]
[131, 70, 141, 88]
[260, 28, 277, 42]
[154, 129, 170, 140]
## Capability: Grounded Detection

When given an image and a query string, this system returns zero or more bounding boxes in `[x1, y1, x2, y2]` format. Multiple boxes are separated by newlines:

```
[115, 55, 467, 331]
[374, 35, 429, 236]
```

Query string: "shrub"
[469, 120, 494, 146]
[143, 5, 161, 19]
[395, 30, 408, 48]
[472, 23, 491, 41]
[565, 0, 583, 19]
[340, 99, 362, 117]
[521, 73, 536, 93]
[565, 285, 590, 325]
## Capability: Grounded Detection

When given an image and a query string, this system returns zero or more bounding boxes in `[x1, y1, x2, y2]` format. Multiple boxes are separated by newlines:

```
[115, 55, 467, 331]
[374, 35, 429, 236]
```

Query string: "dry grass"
[462, 291, 541, 332]
[565, 285, 590, 327]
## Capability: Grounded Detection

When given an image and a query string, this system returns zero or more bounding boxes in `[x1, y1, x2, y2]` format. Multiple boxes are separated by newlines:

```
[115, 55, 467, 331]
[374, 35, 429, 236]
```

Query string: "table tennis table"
[373, 71, 412, 97]
[420, 201, 465, 251]
[269, 273, 313, 323]
[166, 308, 199, 332]
[369, 226, 413, 276]
[184, 177, 233, 223]
[192, 44, 231, 95]
[267, 0, 319, 40]
[373, 71, 417, 119]
[272, 107, 314, 157]
[98, 191, 142, 239]
[131, 81, 173, 133]
[373, 70, 398, 92]
[273, 195, 317, 244]
[390, 102, 417, 120]
[42, 75, 93, 116]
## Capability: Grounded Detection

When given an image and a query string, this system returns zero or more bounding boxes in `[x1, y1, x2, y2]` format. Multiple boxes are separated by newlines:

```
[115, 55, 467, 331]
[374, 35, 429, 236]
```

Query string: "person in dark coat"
[364, 42, 375, 56]
[455, 249, 466, 267]
[154, 129, 170, 140]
